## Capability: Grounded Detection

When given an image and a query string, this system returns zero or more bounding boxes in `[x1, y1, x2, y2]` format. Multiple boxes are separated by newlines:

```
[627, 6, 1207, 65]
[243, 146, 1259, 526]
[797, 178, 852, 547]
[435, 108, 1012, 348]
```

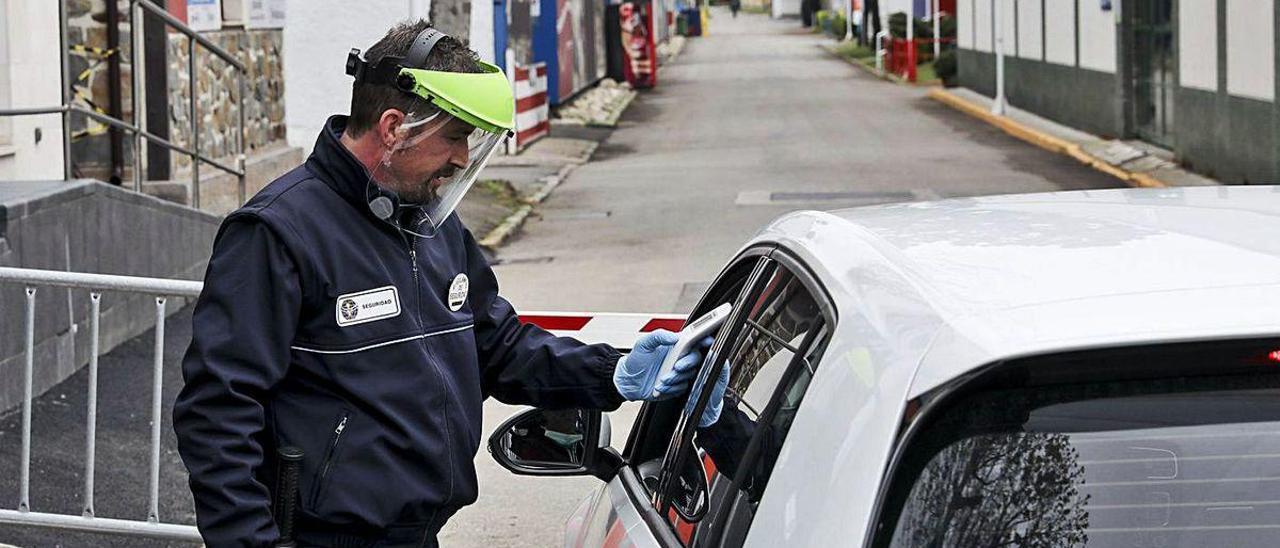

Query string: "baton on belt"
[273, 446, 305, 548]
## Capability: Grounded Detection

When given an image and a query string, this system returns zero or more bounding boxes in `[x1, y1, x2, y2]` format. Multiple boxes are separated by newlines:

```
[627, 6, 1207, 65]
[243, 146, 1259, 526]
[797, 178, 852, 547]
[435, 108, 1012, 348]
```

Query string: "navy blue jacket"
[173, 116, 624, 547]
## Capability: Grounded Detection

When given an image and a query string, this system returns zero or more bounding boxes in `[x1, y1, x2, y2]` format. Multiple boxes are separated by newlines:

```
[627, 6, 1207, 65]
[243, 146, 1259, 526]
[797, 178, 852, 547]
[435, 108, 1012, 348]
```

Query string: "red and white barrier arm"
[518, 311, 687, 351]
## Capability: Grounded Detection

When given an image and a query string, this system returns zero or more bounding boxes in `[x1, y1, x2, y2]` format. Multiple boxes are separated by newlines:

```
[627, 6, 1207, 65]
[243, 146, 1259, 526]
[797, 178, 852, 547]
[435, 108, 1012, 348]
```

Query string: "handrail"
[0, 267, 203, 542]
[0, 267, 203, 297]
[135, 0, 246, 71]
[0, 0, 248, 211]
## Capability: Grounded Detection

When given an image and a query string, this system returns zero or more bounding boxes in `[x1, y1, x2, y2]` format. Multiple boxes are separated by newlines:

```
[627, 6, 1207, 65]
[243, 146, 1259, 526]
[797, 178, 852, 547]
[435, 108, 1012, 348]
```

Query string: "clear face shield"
[366, 109, 508, 238]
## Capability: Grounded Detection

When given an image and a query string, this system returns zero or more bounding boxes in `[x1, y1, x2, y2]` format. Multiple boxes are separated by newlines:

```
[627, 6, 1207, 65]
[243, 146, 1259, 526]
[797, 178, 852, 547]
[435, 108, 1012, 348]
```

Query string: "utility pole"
[906, 0, 915, 81]
[846, 0, 854, 41]
[992, 0, 1007, 115]
[932, 0, 940, 59]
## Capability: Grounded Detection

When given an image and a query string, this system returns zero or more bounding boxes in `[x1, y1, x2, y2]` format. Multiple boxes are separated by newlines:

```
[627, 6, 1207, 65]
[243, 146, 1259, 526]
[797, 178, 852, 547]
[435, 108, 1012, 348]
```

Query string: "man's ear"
[377, 109, 406, 149]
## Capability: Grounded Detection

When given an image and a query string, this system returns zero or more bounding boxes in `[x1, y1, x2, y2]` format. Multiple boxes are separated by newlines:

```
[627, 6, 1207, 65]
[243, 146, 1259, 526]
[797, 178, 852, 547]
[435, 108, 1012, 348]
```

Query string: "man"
[173, 21, 710, 547]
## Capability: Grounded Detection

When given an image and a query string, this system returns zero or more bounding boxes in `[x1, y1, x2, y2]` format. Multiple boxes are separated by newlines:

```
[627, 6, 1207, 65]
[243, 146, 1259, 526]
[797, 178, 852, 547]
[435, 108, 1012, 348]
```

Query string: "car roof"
[750, 186, 1280, 397]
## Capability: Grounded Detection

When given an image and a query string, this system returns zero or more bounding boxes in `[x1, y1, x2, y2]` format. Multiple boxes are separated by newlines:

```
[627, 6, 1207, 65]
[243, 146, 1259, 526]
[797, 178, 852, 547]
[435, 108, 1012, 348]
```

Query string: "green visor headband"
[394, 64, 515, 135]
[345, 27, 514, 135]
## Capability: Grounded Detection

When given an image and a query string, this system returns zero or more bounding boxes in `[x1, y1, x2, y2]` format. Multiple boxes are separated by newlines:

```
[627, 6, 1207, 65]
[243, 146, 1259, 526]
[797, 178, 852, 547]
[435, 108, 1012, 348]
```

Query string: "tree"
[890, 433, 1091, 548]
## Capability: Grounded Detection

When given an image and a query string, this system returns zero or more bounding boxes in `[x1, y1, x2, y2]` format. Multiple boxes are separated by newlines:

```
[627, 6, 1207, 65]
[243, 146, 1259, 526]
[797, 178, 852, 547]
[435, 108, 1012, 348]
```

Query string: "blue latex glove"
[685, 359, 730, 427]
[614, 330, 705, 401]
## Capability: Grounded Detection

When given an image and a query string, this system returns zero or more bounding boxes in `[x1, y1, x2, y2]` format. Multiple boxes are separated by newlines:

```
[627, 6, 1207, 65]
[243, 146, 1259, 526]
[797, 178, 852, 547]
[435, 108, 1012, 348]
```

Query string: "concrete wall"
[1226, 0, 1275, 101]
[0, 0, 66, 181]
[1178, 0, 1216, 92]
[0, 180, 220, 412]
[1043, 0, 1074, 66]
[1173, 0, 1277, 184]
[958, 0, 973, 48]
[957, 0, 1121, 137]
[973, 0, 991, 51]
[283, 0, 416, 152]
[958, 0, 1279, 184]
[282, 0, 495, 153]
[1015, 0, 1041, 60]
[1076, 0, 1115, 73]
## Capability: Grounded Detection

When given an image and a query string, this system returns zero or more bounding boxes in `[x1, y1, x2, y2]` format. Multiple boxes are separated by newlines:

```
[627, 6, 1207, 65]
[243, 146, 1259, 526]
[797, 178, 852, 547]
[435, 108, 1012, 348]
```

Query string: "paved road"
[0, 8, 1122, 548]
[443, 7, 1118, 548]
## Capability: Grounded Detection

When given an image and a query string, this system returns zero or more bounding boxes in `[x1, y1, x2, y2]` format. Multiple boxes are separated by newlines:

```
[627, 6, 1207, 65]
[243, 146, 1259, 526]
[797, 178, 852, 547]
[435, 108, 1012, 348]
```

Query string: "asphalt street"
[444, 8, 1118, 548]
[0, 8, 1124, 548]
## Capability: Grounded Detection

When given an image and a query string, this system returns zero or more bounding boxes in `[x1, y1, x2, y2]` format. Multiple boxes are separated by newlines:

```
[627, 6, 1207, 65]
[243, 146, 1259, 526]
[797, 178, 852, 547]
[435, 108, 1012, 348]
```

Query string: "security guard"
[173, 21, 705, 548]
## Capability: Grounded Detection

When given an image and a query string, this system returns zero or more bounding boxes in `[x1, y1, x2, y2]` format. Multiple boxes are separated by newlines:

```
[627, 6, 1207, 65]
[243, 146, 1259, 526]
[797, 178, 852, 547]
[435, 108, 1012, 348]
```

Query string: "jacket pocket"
[308, 409, 351, 510]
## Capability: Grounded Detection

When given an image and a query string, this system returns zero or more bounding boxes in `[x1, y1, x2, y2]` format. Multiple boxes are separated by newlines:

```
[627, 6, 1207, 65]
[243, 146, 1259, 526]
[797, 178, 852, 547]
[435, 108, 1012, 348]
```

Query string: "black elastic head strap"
[404, 28, 447, 71]
[346, 27, 450, 87]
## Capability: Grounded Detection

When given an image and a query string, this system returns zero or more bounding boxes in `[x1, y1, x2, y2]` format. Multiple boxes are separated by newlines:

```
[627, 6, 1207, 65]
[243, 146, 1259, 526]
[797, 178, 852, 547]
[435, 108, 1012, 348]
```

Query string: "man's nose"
[450, 140, 469, 169]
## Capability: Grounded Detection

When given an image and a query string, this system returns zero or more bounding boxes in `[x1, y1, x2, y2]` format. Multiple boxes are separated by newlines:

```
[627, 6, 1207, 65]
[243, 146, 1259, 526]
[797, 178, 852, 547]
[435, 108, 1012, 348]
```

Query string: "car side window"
[627, 255, 770, 493]
[661, 261, 831, 546]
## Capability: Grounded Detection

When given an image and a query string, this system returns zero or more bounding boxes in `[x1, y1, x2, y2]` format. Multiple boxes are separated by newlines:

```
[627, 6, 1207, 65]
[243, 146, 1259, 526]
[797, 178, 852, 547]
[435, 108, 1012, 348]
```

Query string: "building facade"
[956, 0, 1278, 184]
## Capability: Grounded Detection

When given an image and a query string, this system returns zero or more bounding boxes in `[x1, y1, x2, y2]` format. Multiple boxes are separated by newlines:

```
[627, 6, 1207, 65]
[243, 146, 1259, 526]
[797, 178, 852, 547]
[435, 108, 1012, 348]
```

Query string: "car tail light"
[1269, 350, 1280, 364]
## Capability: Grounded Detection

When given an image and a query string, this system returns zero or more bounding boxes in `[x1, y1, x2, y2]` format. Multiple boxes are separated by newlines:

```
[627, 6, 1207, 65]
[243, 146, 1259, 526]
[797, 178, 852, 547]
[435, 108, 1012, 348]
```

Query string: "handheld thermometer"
[651, 302, 734, 398]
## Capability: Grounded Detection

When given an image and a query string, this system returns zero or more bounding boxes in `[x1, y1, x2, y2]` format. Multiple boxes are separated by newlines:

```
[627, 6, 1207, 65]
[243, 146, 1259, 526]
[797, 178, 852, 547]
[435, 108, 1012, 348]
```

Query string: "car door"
[566, 248, 836, 548]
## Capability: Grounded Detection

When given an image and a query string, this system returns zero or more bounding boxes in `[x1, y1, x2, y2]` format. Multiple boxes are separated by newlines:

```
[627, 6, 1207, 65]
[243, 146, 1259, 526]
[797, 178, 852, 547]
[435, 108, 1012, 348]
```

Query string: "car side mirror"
[488, 408, 623, 481]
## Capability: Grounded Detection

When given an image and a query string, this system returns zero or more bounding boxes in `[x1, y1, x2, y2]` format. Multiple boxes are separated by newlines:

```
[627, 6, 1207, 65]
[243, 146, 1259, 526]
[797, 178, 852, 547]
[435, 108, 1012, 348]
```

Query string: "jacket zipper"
[311, 412, 349, 508]
[409, 245, 422, 328]
[398, 217, 457, 509]
[401, 217, 463, 504]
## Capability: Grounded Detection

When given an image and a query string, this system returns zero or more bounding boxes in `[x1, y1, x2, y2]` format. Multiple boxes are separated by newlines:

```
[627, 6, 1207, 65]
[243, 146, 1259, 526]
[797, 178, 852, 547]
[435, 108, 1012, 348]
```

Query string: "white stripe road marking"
[291, 324, 473, 355]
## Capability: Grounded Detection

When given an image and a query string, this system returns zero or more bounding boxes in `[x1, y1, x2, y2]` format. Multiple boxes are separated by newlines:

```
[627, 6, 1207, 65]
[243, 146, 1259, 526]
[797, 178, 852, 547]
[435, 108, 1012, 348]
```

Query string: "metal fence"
[0, 267, 202, 542]
[0, 266, 680, 542]
[0, 0, 247, 210]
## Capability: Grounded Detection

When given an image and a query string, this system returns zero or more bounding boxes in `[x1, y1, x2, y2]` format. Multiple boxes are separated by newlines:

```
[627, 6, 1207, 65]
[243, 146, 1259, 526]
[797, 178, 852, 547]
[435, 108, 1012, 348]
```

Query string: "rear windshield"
[880, 371, 1280, 548]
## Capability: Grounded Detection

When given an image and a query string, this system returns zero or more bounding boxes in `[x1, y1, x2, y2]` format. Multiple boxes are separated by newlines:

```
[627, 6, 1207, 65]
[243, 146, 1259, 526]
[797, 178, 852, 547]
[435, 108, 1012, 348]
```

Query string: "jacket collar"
[305, 115, 376, 210]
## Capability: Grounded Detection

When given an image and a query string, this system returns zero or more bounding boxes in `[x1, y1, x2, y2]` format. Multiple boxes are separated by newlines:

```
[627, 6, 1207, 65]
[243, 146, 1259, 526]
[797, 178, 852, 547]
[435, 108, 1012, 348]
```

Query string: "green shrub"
[888, 11, 933, 39]
[939, 14, 957, 39]
[935, 49, 958, 86]
[829, 12, 848, 39]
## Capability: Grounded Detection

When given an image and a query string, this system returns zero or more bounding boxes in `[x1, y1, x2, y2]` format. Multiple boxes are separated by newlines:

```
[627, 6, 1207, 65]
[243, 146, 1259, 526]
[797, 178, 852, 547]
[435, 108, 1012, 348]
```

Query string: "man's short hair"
[347, 20, 482, 137]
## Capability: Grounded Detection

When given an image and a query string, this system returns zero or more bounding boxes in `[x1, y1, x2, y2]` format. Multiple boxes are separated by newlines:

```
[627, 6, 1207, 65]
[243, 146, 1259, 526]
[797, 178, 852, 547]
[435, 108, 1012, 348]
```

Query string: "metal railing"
[0, 267, 203, 542]
[0, 0, 247, 210]
[874, 30, 889, 75]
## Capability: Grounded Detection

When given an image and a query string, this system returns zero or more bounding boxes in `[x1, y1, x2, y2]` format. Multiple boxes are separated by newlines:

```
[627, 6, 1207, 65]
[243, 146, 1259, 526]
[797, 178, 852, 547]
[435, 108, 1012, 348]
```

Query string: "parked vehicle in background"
[491, 186, 1280, 548]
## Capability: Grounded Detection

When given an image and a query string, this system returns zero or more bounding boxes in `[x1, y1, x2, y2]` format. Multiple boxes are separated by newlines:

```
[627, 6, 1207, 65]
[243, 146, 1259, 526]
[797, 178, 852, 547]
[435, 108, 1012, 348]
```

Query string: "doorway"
[1128, 0, 1176, 147]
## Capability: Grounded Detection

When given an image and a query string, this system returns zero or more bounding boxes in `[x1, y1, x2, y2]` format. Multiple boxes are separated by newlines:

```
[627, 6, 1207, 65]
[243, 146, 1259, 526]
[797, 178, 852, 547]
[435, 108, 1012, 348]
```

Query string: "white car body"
[561, 186, 1280, 548]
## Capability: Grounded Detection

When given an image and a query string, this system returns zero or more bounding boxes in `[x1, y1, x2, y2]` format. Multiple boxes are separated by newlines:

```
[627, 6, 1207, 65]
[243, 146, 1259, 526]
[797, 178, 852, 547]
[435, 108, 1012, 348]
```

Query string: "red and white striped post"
[510, 62, 550, 153]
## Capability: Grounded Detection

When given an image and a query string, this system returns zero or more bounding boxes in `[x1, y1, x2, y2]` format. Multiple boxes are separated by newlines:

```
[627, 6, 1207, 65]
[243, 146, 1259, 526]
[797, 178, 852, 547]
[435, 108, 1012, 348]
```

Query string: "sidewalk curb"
[820, 44, 903, 84]
[927, 88, 1165, 188]
[477, 143, 599, 249]
[591, 90, 639, 128]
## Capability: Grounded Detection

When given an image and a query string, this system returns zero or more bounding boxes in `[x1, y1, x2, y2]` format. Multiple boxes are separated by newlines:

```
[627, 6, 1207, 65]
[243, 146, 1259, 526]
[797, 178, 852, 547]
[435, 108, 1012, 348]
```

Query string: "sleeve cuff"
[592, 347, 626, 411]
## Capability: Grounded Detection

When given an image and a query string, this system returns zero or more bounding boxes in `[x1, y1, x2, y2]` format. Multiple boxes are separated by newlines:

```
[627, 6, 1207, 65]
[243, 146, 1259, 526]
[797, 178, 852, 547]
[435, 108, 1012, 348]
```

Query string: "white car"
[488, 187, 1280, 548]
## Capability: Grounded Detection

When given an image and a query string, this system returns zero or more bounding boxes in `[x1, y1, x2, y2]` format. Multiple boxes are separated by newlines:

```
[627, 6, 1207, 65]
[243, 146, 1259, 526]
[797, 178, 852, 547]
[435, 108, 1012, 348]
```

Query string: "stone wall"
[167, 29, 286, 173]
[61, 1, 289, 192]
[65, 0, 136, 182]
